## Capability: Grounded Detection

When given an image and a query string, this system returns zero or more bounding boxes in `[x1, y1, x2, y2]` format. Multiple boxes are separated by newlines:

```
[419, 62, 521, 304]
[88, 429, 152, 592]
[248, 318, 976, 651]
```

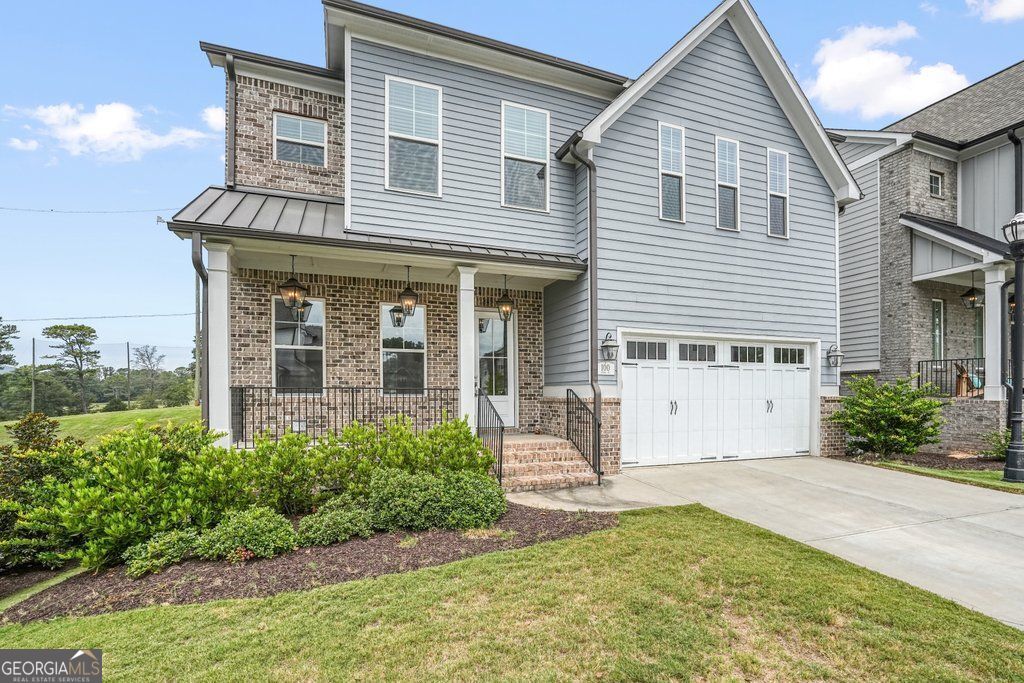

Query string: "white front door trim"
[475, 309, 518, 427]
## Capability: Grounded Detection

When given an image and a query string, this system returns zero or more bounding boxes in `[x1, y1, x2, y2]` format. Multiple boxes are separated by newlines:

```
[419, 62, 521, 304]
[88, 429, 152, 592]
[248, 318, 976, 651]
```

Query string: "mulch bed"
[836, 451, 1004, 471]
[0, 503, 617, 625]
[0, 567, 61, 602]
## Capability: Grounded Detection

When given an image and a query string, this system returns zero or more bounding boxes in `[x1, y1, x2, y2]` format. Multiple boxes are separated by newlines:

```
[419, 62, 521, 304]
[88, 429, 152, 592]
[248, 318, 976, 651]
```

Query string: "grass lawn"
[3, 506, 1021, 681]
[0, 405, 200, 447]
[875, 461, 1024, 495]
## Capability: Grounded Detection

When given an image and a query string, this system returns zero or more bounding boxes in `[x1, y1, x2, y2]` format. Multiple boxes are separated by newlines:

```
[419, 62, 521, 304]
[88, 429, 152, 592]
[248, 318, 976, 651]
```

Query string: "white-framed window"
[678, 342, 715, 362]
[385, 76, 442, 196]
[626, 341, 667, 361]
[273, 113, 327, 167]
[730, 345, 764, 363]
[929, 171, 944, 198]
[773, 346, 805, 364]
[380, 303, 427, 392]
[974, 307, 984, 358]
[931, 299, 945, 360]
[658, 123, 685, 222]
[716, 136, 740, 231]
[767, 148, 789, 238]
[273, 297, 325, 390]
[501, 102, 549, 212]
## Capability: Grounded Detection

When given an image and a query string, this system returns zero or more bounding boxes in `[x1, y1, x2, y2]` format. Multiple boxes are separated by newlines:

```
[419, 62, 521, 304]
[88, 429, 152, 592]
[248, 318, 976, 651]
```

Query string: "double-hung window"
[929, 171, 943, 198]
[767, 149, 789, 238]
[501, 102, 549, 211]
[381, 303, 426, 392]
[659, 123, 685, 222]
[274, 113, 326, 167]
[716, 137, 740, 230]
[386, 76, 442, 195]
[273, 297, 325, 390]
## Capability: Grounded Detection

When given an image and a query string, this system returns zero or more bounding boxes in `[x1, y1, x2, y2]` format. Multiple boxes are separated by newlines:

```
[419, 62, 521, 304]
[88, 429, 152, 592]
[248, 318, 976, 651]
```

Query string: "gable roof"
[884, 59, 1024, 145]
[570, 0, 858, 206]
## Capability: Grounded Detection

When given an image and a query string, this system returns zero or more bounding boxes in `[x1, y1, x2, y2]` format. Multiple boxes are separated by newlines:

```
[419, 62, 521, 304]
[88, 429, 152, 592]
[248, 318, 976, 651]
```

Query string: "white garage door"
[621, 339, 812, 467]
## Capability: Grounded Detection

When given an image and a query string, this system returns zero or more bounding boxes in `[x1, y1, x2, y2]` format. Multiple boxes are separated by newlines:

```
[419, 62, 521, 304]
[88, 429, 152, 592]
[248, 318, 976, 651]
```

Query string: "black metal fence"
[916, 358, 985, 398]
[476, 389, 505, 482]
[229, 386, 460, 448]
[566, 389, 602, 484]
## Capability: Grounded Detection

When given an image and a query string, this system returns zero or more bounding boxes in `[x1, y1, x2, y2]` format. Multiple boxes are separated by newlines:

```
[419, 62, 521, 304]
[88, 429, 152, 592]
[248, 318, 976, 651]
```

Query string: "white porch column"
[457, 265, 478, 429]
[206, 243, 233, 445]
[984, 264, 1008, 400]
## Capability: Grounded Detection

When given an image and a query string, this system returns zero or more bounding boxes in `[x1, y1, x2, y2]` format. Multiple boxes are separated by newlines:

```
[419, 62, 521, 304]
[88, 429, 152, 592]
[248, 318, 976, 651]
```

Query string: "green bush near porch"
[832, 375, 944, 456]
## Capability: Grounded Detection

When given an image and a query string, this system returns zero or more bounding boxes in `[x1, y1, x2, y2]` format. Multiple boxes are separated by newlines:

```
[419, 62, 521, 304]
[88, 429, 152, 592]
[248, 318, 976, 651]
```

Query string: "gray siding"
[543, 276, 589, 385]
[912, 234, 977, 276]
[348, 38, 608, 253]
[839, 163, 880, 370]
[836, 140, 887, 166]
[593, 20, 840, 386]
[961, 142, 1016, 239]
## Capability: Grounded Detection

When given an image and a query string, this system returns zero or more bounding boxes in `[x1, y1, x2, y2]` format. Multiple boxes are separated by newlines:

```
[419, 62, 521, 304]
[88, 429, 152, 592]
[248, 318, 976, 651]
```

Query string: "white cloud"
[8, 137, 39, 151]
[919, 1, 939, 15]
[202, 106, 225, 133]
[967, 0, 1024, 21]
[8, 102, 209, 161]
[806, 22, 969, 120]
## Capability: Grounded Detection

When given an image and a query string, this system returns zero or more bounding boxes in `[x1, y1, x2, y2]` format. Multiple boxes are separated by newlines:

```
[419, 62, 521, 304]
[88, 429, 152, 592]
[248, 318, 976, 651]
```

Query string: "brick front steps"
[500, 434, 599, 493]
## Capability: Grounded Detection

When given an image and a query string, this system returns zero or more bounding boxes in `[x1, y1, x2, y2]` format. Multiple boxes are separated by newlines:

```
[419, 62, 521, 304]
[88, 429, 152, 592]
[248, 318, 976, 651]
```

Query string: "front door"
[476, 311, 517, 426]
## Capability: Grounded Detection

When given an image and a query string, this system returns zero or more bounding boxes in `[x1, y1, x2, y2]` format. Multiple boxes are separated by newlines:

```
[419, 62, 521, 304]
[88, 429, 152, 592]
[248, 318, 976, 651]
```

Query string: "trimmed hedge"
[195, 507, 296, 563]
[122, 529, 199, 579]
[368, 468, 506, 532]
[297, 497, 373, 546]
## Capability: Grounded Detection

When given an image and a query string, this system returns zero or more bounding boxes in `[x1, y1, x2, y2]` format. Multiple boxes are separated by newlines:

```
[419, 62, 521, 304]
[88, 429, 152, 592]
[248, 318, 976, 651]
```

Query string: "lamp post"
[1001, 213, 1024, 482]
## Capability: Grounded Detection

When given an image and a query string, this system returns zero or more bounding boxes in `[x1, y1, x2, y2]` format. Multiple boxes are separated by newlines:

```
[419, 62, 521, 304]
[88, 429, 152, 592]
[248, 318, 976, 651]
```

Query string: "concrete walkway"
[510, 457, 1024, 629]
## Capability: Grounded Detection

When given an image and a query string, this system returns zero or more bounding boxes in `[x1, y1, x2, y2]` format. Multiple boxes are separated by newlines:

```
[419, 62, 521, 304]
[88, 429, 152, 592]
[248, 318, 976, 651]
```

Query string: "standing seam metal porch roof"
[168, 186, 587, 270]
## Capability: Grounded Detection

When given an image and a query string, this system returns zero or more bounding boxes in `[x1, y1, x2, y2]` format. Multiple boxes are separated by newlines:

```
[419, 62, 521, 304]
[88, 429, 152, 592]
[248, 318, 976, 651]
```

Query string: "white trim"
[930, 298, 945, 360]
[911, 139, 959, 162]
[911, 262, 983, 283]
[383, 75, 443, 198]
[929, 170, 944, 198]
[272, 112, 328, 167]
[343, 28, 353, 231]
[499, 101, 550, 213]
[715, 136, 740, 231]
[657, 122, 686, 223]
[956, 155, 963, 226]
[378, 302, 428, 392]
[475, 308, 518, 427]
[828, 129, 912, 145]
[271, 295, 327, 394]
[766, 147, 789, 239]
[846, 140, 904, 171]
[835, 200, 842, 353]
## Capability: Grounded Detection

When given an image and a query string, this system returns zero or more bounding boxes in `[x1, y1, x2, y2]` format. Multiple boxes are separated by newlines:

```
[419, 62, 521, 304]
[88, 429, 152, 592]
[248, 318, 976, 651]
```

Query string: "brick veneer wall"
[928, 399, 1005, 453]
[819, 396, 845, 457]
[229, 268, 543, 433]
[231, 75, 345, 197]
[539, 396, 622, 475]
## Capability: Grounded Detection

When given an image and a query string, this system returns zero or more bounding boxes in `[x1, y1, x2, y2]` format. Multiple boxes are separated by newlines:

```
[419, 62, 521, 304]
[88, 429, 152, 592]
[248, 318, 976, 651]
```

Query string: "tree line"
[0, 317, 195, 420]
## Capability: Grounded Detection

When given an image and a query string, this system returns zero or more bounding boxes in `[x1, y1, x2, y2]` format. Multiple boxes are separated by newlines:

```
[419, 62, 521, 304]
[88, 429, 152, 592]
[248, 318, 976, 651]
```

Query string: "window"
[767, 149, 789, 238]
[679, 343, 715, 362]
[381, 303, 426, 392]
[273, 298, 325, 389]
[501, 102, 549, 211]
[974, 307, 984, 358]
[626, 341, 667, 361]
[929, 171, 943, 198]
[659, 123, 685, 222]
[931, 299, 944, 360]
[730, 345, 764, 363]
[386, 77, 442, 195]
[716, 137, 740, 230]
[274, 113, 326, 167]
[773, 347, 805, 364]
[479, 316, 510, 397]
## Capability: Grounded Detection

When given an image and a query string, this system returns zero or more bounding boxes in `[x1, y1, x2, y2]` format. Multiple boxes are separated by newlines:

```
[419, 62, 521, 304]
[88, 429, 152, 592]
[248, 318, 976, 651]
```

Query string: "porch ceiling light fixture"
[960, 271, 984, 309]
[399, 265, 419, 316]
[496, 274, 515, 322]
[389, 304, 406, 328]
[292, 299, 313, 323]
[278, 255, 308, 309]
[826, 343, 845, 368]
[600, 332, 620, 361]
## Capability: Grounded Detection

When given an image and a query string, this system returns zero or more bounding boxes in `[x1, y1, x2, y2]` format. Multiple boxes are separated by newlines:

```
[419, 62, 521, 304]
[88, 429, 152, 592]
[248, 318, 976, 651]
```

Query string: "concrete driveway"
[510, 457, 1024, 628]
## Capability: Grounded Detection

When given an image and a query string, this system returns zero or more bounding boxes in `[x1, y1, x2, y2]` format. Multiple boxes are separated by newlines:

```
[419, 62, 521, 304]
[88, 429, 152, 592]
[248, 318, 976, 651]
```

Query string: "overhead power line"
[0, 206, 178, 215]
[7, 313, 193, 323]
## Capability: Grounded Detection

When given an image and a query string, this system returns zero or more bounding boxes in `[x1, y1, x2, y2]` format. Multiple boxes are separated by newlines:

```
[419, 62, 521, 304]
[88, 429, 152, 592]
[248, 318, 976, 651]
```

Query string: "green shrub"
[831, 376, 943, 456]
[297, 499, 372, 547]
[436, 471, 507, 529]
[122, 529, 199, 579]
[368, 468, 506, 532]
[102, 397, 127, 412]
[5, 413, 62, 452]
[196, 507, 296, 562]
[250, 431, 320, 515]
[980, 428, 1010, 461]
[420, 419, 493, 474]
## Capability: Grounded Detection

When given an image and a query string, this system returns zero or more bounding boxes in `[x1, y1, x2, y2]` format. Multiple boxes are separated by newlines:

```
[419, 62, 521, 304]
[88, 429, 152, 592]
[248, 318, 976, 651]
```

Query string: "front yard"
[3, 505, 1021, 681]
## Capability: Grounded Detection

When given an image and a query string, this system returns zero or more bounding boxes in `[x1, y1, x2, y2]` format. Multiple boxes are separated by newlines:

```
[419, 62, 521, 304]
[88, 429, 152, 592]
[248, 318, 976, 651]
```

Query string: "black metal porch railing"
[229, 386, 459, 448]
[916, 358, 985, 398]
[566, 389, 602, 484]
[476, 389, 505, 483]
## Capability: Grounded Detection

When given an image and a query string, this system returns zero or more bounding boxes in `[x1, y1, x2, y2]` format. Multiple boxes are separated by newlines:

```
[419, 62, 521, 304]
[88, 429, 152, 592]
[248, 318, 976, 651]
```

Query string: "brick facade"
[231, 75, 345, 197]
[538, 396, 622, 475]
[929, 399, 1005, 453]
[819, 396, 845, 457]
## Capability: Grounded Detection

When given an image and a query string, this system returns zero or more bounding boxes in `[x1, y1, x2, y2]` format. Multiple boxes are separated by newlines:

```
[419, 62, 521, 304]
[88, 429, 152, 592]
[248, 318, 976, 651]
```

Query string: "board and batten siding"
[838, 162, 880, 370]
[592, 20, 840, 386]
[347, 38, 609, 254]
[961, 142, 1017, 240]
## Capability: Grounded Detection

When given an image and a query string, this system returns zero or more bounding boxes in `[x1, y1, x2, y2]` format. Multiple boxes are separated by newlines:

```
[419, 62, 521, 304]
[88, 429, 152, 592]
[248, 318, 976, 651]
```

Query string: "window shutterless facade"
[272, 297, 325, 390]
[501, 102, 549, 211]
[931, 299, 944, 360]
[974, 307, 984, 358]
[929, 171, 943, 198]
[767, 148, 789, 238]
[716, 136, 740, 231]
[658, 123, 685, 222]
[380, 303, 427, 392]
[385, 76, 442, 196]
[273, 113, 327, 167]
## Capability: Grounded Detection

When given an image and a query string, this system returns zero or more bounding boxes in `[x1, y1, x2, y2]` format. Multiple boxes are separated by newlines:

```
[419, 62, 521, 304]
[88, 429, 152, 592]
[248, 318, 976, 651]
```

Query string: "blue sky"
[2, 0, 1023, 368]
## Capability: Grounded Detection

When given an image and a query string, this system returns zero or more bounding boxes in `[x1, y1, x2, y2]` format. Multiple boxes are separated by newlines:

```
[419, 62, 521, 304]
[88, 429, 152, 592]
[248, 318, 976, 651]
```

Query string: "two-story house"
[832, 60, 1023, 451]
[169, 0, 859, 490]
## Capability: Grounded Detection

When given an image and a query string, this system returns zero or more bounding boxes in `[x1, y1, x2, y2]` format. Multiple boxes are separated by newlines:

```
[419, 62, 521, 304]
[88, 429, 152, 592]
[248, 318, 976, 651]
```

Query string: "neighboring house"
[831, 60, 1024, 451]
[168, 0, 858, 490]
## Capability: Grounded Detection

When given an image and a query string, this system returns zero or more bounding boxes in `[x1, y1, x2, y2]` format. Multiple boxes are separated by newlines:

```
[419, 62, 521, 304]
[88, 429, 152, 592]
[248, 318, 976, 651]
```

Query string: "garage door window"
[730, 345, 764, 363]
[679, 343, 716, 362]
[773, 347, 805, 364]
[626, 341, 667, 361]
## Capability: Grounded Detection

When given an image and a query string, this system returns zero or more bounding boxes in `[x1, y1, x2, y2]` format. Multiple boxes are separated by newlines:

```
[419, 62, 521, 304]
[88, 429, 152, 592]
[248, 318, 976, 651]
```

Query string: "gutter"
[191, 232, 210, 427]
[225, 54, 237, 190]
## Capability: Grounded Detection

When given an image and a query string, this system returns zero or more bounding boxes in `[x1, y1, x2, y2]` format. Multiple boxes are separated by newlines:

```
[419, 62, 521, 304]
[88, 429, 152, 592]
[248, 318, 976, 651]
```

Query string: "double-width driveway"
[510, 457, 1024, 628]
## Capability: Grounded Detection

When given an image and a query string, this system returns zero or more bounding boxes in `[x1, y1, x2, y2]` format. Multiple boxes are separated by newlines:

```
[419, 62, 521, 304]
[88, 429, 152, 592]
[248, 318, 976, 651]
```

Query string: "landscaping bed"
[0, 567, 59, 602]
[837, 451, 1003, 471]
[1, 503, 615, 624]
